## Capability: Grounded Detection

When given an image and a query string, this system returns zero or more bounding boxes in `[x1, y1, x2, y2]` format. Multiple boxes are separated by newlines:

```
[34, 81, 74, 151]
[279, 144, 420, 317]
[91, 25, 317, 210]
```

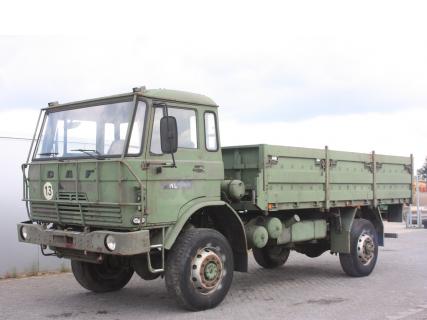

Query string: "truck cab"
[27, 87, 223, 229]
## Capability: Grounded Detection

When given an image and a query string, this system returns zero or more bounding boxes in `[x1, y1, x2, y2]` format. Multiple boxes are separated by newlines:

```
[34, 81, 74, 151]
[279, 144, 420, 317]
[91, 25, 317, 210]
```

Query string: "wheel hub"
[204, 261, 218, 280]
[191, 247, 223, 294]
[357, 233, 375, 265]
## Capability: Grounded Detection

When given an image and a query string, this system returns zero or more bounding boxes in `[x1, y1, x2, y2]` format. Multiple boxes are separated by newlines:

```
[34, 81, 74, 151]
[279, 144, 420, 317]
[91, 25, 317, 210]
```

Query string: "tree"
[417, 157, 427, 179]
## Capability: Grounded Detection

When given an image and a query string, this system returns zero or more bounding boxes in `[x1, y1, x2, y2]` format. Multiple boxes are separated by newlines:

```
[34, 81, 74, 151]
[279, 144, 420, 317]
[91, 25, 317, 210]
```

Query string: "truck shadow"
[65, 256, 348, 314]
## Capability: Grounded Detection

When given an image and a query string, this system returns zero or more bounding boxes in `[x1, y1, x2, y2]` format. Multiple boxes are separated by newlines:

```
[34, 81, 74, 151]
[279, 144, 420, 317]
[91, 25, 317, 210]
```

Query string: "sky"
[1, 0, 427, 169]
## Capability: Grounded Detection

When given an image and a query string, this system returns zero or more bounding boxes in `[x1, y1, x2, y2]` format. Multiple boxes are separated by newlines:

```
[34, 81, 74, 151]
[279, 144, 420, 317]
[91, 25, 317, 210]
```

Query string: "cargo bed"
[222, 144, 413, 211]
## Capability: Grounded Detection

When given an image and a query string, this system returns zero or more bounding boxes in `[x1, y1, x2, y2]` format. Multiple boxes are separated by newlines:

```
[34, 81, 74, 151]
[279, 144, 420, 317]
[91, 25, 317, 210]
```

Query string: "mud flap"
[330, 208, 357, 254]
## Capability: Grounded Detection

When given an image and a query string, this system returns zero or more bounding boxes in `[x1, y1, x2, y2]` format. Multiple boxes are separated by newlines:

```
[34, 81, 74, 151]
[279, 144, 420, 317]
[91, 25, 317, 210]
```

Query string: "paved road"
[1, 224, 426, 320]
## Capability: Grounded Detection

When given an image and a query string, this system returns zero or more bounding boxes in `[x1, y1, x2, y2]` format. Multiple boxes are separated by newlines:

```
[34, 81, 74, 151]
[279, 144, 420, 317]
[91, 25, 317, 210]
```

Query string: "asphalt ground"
[1, 223, 426, 320]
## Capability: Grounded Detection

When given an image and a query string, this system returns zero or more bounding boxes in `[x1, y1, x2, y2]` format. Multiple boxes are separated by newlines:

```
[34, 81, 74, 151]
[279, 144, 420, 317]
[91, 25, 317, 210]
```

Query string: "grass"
[1, 261, 72, 280]
[3, 267, 17, 279]
[59, 262, 71, 273]
[25, 261, 39, 277]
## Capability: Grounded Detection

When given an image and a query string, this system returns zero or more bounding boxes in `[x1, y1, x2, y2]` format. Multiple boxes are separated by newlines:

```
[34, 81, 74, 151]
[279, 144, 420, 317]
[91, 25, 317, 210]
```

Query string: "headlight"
[132, 217, 141, 225]
[131, 216, 146, 225]
[20, 226, 29, 240]
[105, 235, 117, 251]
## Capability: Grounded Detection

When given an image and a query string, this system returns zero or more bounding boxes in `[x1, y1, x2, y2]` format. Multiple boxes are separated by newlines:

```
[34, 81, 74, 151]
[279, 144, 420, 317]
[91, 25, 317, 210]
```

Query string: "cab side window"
[151, 107, 198, 154]
[204, 112, 218, 151]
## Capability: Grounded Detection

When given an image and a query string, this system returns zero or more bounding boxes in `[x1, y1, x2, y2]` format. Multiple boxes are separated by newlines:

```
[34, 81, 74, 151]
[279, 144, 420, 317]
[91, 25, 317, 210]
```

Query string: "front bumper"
[17, 222, 150, 256]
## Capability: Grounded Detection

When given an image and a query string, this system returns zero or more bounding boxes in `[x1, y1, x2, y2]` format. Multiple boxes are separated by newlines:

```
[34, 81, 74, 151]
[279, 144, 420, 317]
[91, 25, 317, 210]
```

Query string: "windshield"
[35, 100, 146, 159]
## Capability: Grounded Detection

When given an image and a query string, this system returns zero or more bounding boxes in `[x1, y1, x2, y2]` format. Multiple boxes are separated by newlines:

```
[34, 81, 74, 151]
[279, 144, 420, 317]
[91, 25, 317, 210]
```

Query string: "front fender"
[163, 199, 239, 249]
[163, 198, 248, 272]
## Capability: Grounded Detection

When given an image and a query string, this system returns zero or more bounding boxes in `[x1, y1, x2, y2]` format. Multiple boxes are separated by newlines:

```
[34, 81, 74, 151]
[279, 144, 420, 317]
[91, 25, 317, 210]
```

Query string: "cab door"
[145, 103, 208, 225]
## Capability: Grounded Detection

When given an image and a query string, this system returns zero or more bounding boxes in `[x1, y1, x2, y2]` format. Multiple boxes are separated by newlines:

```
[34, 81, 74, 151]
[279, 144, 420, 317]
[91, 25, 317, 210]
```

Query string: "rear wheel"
[165, 228, 234, 311]
[339, 219, 378, 277]
[253, 245, 290, 268]
[71, 256, 134, 292]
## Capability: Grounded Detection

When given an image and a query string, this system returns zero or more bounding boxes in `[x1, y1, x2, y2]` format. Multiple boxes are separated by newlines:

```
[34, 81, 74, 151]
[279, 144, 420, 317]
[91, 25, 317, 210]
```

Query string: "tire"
[71, 256, 134, 293]
[165, 228, 234, 311]
[253, 245, 290, 268]
[132, 252, 161, 280]
[303, 246, 326, 258]
[295, 241, 329, 258]
[339, 218, 378, 277]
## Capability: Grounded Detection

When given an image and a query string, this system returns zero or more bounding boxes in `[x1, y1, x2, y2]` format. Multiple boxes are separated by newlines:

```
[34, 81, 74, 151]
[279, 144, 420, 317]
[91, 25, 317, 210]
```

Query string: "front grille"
[58, 192, 88, 201]
[30, 194, 123, 226]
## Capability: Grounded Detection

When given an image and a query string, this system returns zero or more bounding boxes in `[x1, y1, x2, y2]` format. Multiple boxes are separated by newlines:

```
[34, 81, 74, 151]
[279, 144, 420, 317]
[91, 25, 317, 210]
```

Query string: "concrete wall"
[0, 138, 68, 278]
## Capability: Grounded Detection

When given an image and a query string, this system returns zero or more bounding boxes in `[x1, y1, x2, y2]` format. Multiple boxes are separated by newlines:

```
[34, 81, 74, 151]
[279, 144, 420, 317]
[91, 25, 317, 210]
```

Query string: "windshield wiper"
[38, 152, 59, 156]
[71, 149, 105, 160]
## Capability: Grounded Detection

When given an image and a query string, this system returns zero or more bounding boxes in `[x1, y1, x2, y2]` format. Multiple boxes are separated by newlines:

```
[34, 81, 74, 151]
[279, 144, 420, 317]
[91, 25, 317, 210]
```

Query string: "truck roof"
[46, 88, 218, 109]
[143, 89, 218, 107]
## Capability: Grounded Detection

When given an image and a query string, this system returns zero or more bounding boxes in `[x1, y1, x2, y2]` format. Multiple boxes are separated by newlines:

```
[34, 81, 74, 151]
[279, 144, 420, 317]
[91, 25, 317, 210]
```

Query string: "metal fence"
[406, 176, 427, 228]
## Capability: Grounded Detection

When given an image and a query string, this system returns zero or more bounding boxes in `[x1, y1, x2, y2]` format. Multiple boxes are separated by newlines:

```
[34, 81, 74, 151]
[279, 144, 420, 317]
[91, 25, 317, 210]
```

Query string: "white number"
[43, 182, 54, 200]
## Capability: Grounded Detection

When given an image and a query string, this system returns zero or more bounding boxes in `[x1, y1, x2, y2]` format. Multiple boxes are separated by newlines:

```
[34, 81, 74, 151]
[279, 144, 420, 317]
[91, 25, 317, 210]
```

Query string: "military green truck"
[17, 87, 412, 310]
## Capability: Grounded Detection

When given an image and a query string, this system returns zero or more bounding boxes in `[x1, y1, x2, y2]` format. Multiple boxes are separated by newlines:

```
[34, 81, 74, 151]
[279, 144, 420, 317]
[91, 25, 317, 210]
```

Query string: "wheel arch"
[331, 206, 384, 254]
[358, 206, 384, 246]
[164, 200, 248, 272]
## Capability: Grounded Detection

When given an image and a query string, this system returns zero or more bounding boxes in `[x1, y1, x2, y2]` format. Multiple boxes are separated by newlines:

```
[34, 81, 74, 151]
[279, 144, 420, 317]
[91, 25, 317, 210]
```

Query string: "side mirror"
[160, 116, 178, 154]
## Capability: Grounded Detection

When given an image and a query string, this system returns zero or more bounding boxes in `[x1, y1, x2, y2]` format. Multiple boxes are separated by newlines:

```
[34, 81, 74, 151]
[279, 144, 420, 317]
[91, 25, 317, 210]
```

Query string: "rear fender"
[360, 206, 384, 246]
[330, 206, 384, 254]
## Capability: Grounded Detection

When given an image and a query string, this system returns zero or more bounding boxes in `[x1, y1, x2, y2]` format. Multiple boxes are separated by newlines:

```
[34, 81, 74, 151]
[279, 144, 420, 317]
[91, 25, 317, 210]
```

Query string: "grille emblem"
[43, 182, 54, 200]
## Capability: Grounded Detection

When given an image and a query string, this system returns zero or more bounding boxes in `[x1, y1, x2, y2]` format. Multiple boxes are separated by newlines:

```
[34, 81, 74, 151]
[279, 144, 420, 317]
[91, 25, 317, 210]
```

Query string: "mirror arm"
[170, 151, 177, 168]
[163, 103, 177, 168]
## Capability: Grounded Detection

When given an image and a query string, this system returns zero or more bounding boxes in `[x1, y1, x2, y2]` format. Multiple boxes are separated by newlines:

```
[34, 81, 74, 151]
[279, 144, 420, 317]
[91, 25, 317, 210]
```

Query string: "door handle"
[193, 165, 205, 173]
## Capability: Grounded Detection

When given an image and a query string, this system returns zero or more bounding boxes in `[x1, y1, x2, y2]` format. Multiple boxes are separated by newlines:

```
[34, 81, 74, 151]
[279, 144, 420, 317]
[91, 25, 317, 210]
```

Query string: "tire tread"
[339, 218, 378, 277]
[71, 259, 133, 293]
[165, 228, 233, 311]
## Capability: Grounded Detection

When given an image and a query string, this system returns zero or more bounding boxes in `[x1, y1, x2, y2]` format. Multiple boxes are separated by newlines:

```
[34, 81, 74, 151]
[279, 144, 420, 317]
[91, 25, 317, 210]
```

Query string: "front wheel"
[71, 256, 134, 293]
[339, 219, 378, 277]
[165, 228, 234, 311]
